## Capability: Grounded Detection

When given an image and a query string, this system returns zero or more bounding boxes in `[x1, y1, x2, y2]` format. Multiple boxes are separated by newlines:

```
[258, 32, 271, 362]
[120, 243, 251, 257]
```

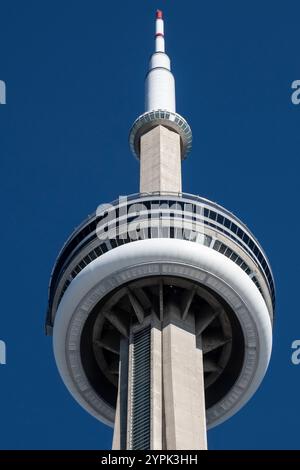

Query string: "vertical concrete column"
[162, 303, 207, 450]
[112, 383, 121, 450]
[140, 125, 182, 193]
[195, 335, 208, 449]
[113, 307, 207, 450]
[112, 338, 129, 450]
[150, 323, 163, 449]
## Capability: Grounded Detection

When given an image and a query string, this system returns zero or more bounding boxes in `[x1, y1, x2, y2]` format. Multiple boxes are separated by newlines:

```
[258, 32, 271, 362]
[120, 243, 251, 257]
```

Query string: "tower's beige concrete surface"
[162, 308, 207, 450]
[140, 125, 182, 193]
[150, 325, 163, 449]
[112, 339, 129, 450]
[112, 386, 121, 450]
[116, 309, 207, 450]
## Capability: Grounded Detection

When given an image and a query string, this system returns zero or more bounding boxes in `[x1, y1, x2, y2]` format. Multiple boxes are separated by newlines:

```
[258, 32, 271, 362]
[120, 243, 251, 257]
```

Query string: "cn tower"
[46, 11, 275, 450]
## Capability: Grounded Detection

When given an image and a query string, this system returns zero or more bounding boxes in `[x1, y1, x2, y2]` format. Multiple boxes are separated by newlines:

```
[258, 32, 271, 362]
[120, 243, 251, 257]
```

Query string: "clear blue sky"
[0, 0, 299, 450]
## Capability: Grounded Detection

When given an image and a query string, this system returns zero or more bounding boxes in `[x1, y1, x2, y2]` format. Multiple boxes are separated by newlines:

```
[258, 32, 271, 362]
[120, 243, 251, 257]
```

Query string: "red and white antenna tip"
[155, 10, 165, 52]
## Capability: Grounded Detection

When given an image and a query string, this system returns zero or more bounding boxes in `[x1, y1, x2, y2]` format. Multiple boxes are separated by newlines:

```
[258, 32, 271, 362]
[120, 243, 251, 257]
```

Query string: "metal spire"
[145, 10, 175, 112]
[155, 10, 165, 52]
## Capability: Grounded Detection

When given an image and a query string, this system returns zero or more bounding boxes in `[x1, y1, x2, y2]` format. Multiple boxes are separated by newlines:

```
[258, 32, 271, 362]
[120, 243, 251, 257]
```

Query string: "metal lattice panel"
[130, 326, 151, 450]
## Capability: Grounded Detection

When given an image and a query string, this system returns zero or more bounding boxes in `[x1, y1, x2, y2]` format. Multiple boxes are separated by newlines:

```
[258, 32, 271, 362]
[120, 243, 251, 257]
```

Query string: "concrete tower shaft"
[112, 301, 207, 450]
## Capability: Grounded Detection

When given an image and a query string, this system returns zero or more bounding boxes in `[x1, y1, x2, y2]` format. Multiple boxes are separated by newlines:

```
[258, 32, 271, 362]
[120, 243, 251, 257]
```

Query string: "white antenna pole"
[145, 10, 176, 112]
[155, 9, 165, 52]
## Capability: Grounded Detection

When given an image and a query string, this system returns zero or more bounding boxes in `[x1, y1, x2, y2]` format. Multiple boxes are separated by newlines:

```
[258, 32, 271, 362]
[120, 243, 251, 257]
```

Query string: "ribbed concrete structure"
[46, 10, 275, 450]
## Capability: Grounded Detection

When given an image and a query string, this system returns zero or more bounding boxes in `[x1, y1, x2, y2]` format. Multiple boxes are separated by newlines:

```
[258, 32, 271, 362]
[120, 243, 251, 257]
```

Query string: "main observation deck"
[47, 192, 275, 334]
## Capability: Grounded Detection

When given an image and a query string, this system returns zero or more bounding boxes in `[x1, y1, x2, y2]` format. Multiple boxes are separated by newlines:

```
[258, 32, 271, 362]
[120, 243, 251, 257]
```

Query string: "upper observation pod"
[130, 11, 192, 161]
